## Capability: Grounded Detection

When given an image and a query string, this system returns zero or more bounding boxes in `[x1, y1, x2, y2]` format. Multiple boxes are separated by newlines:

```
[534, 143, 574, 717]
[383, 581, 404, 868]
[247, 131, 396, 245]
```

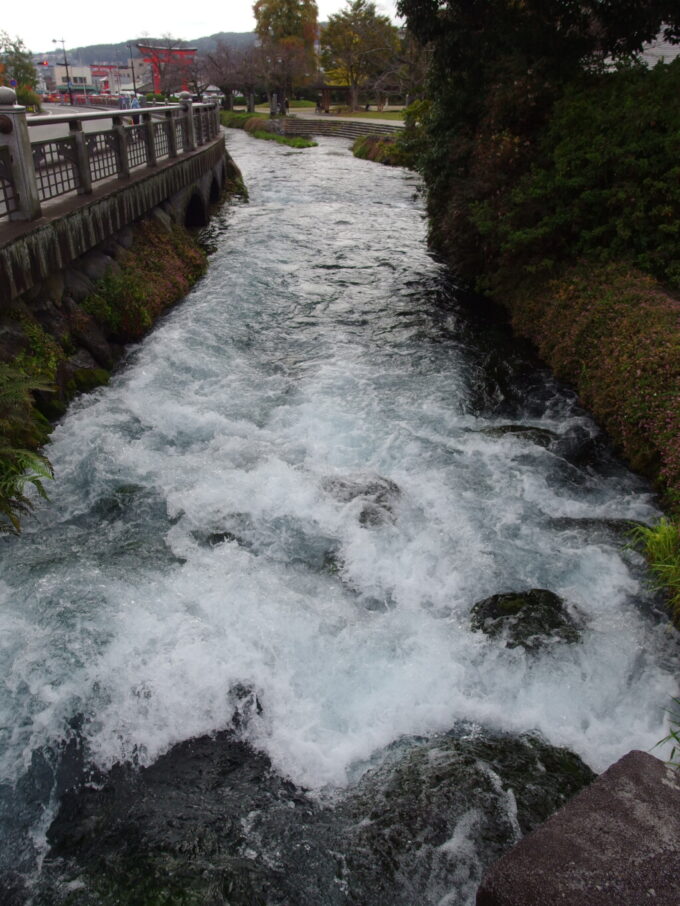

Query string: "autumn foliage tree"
[253, 0, 318, 107]
[320, 0, 399, 110]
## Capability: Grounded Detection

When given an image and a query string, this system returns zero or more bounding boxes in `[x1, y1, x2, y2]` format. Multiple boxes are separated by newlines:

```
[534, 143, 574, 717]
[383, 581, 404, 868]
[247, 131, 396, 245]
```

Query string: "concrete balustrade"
[0, 87, 220, 223]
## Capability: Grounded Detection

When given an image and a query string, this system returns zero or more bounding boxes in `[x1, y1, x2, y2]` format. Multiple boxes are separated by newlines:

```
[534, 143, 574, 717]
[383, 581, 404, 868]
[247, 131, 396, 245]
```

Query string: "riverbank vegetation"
[220, 110, 317, 148]
[0, 366, 52, 533]
[396, 0, 680, 618]
[352, 134, 407, 166]
[0, 219, 208, 532]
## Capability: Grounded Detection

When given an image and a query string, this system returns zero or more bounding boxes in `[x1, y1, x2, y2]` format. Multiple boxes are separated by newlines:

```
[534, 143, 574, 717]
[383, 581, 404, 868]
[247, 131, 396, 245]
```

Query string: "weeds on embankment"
[220, 111, 317, 149]
[630, 520, 680, 623]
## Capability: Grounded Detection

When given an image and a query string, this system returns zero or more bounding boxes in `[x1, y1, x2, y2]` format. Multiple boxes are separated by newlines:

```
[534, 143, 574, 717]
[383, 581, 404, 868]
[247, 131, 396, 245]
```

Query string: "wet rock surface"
[470, 589, 581, 651]
[322, 474, 401, 526]
[22, 727, 594, 906]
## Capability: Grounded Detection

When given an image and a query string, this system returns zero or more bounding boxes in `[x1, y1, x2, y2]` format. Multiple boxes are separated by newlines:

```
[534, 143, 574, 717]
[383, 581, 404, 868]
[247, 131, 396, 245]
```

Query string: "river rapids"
[0, 129, 677, 905]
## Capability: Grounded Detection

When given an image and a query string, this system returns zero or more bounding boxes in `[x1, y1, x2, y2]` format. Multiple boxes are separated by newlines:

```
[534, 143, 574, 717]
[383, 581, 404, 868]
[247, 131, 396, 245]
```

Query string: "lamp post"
[127, 44, 138, 96]
[52, 37, 73, 106]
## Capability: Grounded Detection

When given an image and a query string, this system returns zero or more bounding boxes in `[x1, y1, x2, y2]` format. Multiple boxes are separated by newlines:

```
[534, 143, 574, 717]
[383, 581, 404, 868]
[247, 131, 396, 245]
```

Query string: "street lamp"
[52, 37, 73, 106]
[127, 44, 138, 96]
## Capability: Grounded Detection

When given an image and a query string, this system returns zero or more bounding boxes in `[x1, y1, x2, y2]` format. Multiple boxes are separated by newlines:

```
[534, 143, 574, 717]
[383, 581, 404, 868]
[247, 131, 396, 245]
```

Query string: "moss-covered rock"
[470, 588, 581, 651]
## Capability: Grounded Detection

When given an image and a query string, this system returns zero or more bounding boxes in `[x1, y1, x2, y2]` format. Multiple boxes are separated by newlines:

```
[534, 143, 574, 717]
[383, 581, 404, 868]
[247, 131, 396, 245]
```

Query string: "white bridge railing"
[0, 88, 221, 223]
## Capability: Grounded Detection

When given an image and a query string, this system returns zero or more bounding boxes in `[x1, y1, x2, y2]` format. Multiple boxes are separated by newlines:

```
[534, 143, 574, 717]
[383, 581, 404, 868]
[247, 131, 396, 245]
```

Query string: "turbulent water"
[1, 129, 678, 904]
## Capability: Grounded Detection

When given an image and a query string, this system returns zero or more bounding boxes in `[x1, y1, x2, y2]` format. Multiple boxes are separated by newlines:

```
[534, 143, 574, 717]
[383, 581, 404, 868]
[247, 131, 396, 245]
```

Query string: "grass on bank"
[630, 519, 680, 622]
[657, 698, 680, 767]
[250, 130, 317, 148]
[220, 111, 317, 148]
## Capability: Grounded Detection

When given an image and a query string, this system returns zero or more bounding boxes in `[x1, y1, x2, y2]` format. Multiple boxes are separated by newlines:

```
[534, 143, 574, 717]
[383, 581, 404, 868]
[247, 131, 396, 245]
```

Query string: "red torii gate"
[136, 44, 197, 94]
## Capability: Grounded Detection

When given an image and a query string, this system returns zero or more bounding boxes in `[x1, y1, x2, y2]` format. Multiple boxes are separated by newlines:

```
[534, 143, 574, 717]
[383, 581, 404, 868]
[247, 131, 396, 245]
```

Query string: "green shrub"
[220, 111, 266, 129]
[16, 86, 41, 110]
[470, 60, 680, 295]
[352, 134, 412, 167]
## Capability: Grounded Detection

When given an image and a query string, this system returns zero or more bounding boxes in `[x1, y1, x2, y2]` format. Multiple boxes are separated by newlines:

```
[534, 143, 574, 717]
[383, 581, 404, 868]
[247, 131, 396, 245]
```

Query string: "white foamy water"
[1, 132, 677, 805]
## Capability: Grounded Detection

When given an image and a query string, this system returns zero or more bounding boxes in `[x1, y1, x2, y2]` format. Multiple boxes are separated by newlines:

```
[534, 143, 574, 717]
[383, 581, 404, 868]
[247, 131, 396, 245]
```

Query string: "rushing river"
[1, 129, 678, 904]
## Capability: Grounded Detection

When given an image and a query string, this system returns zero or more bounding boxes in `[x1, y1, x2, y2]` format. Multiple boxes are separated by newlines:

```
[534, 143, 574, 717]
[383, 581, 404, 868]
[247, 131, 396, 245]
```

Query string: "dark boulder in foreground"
[470, 589, 581, 651]
[32, 727, 593, 906]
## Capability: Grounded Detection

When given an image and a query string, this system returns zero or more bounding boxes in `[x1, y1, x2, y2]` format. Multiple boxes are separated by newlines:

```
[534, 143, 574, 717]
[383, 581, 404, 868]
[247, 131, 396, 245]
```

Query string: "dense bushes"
[471, 60, 680, 296]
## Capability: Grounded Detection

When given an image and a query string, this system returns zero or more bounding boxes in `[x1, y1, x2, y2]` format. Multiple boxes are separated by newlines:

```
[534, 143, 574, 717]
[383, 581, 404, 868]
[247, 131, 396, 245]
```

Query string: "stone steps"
[281, 117, 403, 141]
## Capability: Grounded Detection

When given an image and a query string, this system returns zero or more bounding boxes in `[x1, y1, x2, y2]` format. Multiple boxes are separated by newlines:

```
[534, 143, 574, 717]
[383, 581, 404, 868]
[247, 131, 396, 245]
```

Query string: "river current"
[1, 129, 678, 904]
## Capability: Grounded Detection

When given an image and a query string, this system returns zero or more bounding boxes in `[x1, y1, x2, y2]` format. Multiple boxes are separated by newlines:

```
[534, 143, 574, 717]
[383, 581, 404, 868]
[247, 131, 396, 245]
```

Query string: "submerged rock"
[480, 424, 558, 448]
[322, 474, 401, 526]
[470, 589, 581, 651]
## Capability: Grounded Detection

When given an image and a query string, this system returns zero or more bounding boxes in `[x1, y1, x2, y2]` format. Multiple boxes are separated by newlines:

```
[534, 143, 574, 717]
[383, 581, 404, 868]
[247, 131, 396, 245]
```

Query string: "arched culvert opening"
[184, 192, 208, 227]
[209, 177, 220, 204]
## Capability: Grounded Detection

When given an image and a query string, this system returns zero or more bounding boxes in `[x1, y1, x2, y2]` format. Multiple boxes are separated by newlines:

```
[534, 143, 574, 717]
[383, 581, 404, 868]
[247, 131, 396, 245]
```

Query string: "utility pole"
[52, 37, 73, 105]
[127, 43, 138, 95]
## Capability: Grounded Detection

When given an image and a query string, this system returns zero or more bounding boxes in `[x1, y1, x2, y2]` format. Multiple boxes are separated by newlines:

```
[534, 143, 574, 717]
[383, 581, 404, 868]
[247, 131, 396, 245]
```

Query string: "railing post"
[143, 112, 157, 167]
[0, 87, 42, 220]
[112, 114, 130, 178]
[69, 117, 92, 195]
[166, 110, 178, 158]
[178, 92, 196, 152]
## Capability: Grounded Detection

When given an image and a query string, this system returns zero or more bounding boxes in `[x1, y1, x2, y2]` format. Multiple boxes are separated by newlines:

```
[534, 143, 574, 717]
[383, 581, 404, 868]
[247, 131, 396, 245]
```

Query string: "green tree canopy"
[321, 0, 399, 109]
[0, 32, 38, 91]
[253, 0, 319, 105]
[253, 0, 319, 48]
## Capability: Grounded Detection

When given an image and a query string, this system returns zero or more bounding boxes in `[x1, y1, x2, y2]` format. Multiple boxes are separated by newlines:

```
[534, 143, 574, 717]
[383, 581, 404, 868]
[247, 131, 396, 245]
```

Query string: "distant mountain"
[53, 33, 256, 65]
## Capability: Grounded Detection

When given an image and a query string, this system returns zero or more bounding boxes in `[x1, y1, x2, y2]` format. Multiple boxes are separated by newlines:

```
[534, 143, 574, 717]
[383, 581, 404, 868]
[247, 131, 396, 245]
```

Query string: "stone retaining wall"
[0, 137, 233, 302]
[280, 116, 403, 142]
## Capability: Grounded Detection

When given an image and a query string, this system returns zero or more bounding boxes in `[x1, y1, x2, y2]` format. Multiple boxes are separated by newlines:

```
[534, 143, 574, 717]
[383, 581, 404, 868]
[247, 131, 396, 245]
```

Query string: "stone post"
[68, 117, 93, 195]
[0, 86, 42, 220]
[112, 114, 130, 178]
[166, 110, 178, 158]
[178, 92, 196, 152]
[143, 112, 157, 167]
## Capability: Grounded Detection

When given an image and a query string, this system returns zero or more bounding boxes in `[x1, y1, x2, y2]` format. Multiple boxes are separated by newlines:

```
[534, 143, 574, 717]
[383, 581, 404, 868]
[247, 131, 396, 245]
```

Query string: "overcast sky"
[5, 0, 402, 56]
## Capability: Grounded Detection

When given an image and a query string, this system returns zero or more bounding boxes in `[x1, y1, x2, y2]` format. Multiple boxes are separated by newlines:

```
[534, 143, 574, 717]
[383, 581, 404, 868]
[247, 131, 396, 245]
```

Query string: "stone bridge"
[0, 88, 232, 301]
